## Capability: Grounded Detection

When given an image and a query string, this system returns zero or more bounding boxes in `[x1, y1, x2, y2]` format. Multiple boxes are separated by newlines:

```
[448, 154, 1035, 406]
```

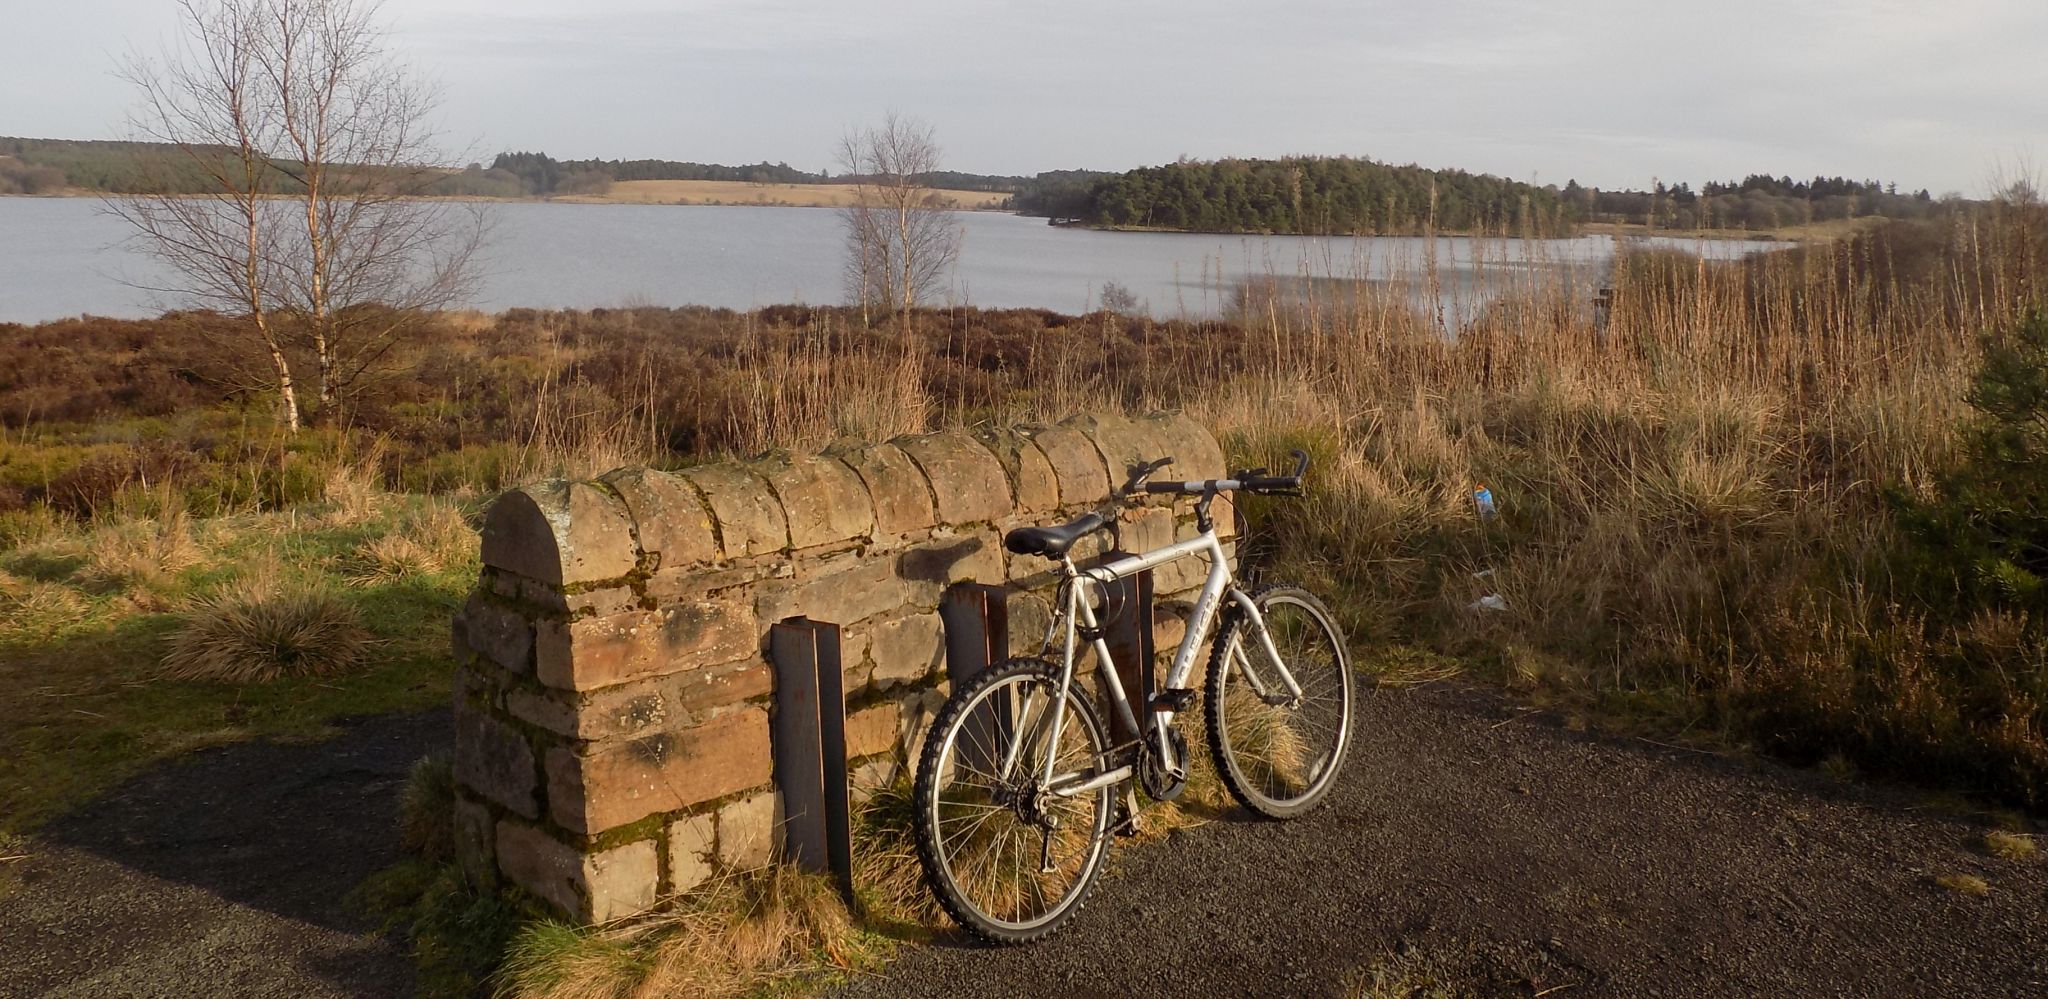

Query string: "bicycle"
[911, 449, 1355, 944]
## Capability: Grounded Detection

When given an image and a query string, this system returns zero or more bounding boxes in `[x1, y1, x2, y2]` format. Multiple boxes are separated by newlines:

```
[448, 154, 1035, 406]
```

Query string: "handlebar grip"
[1241, 450, 1309, 495]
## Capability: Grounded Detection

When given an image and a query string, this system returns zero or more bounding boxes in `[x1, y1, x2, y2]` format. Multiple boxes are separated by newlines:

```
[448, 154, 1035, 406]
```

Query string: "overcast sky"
[4, 0, 2043, 194]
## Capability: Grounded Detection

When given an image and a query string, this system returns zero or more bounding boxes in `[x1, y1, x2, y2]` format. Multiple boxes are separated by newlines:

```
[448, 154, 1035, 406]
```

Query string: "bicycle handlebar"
[1139, 449, 1308, 497]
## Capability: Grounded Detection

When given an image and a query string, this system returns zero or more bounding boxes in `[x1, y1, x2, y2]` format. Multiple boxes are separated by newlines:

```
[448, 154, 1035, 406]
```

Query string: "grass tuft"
[1933, 873, 1992, 896]
[161, 586, 374, 683]
[402, 755, 457, 862]
[1980, 830, 2037, 861]
[496, 865, 877, 999]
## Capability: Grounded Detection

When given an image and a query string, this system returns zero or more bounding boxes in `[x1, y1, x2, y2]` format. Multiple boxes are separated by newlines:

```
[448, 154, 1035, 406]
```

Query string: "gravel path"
[0, 710, 448, 999]
[3, 688, 2043, 998]
[835, 685, 2048, 999]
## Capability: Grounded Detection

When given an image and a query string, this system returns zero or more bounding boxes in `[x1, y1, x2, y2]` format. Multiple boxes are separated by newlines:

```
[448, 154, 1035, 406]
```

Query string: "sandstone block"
[716, 791, 780, 869]
[755, 550, 912, 628]
[534, 600, 759, 692]
[496, 821, 658, 922]
[508, 660, 774, 741]
[1030, 425, 1111, 510]
[481, 480, 640, 586]
[1121, 506, 1175, 554]
[1006, 592, 1053, 659]
[863, 612, 943, 688]
[1063, 413, 1166, 495]
[844, 702, 900, 760]
[453, 700, 538, 820]
[600, 467, 718, 572]
[643, 560, 791, 606]
[1144, 411, 1228, 480]
[546, 706, 773, 834]
[1153, 610, 1188, 658]
[896, 432, 1011, 525]
[668, 812, 717, 893]
[833, 444, 934, 537]
[972, 428, 1059, 514]
[904, 687, 947, 764]
[758, 453, 875, 550]
[458, 594, 534, 673]
[452, 795, 497, 889]
[850, 758, 899, 800]
[1210, 491, 1239, 540]
[682, 464, 788, 558]
[894, 531, 1006, 603]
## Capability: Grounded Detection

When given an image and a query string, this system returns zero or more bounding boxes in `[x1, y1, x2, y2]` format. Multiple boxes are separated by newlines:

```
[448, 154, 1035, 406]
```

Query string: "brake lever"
[1116, 455, 1175, 498]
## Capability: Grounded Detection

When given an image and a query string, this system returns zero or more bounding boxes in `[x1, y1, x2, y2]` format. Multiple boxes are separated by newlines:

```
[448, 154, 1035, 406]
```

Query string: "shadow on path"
[0, 709, 450, 999]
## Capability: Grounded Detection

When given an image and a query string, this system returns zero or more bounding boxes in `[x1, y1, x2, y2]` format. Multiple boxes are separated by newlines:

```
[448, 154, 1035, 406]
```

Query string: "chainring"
[1137, 726, 1190, 801]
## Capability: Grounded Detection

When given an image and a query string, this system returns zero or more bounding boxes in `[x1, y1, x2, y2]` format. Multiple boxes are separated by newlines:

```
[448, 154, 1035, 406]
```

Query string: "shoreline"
[4, 191, 1853, 241]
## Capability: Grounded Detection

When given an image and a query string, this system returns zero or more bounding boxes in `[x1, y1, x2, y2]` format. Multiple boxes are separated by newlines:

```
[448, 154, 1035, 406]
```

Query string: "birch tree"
[113, 0, 481, 431]
[838, 113, 962, 324]
[114, 0, 304, 429]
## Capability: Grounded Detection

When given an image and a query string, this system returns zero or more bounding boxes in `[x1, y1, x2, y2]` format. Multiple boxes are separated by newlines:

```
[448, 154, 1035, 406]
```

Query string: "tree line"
[3, 132, 1973, 236]
[1566, 175, 1946, 230]
[1018, 156, 1572, 235]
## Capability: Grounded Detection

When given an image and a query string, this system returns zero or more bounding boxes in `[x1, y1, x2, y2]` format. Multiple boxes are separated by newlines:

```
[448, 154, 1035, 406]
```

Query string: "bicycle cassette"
[1138, 727, 1190, 801]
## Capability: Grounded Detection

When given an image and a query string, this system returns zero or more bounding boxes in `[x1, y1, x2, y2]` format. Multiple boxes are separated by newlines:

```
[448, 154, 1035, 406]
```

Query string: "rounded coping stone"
[893, 431, 1013, 525]
[1061, 412, 1177, 496]
[1027, 423, 1113, 510]
[597, 467, 720, 573]
[831, 442, 937, 537]
[681, 463, 791, 558]
[972, 427, 1061, 514]
[1141, 411, 1228, 480]
[755, 451, 877, 550]
[480, 479, 640, 586]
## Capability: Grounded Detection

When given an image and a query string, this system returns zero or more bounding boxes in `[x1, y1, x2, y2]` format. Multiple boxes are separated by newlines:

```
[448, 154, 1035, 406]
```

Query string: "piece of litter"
[1468, 594, 1508, 612]
[1473, 484, 1498, 520]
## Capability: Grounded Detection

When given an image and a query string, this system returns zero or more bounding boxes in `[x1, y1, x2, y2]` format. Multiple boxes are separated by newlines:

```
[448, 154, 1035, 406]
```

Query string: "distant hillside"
[483, 150, 1033, 199]
[2, 135, 1956, 235]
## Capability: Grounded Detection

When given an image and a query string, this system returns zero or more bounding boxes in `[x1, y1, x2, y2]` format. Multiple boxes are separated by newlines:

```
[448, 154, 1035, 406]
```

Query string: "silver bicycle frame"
[1033, 522, 1304, 797]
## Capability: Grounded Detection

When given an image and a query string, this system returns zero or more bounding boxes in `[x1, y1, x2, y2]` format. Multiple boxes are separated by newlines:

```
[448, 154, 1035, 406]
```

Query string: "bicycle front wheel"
[913, 657, 1114, 944]
[1204, 585, 1354, 819]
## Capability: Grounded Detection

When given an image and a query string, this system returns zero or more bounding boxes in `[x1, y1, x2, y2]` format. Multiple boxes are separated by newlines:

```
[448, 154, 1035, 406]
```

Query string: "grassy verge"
[0, 473, 476, 836]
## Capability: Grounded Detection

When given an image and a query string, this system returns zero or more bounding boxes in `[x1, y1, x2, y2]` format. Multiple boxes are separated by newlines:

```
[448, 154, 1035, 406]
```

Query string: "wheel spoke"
[1209, 591, 1354, 817]
[919, 664, 1113, 938]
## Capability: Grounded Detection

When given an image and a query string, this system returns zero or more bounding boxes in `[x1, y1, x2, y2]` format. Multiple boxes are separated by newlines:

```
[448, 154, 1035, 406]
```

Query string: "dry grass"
[80, 510, 203, 598]
[340, 502, 477, 585]
[402, 755, 457, 863]
[550, 179, 1008, 211]
[160, 585, 374, 683]
[1933, 873, 1991, 896]
[0, 570, 89, 641]
[1980, 830, 2037, 861]
[497, 866, 873, 999]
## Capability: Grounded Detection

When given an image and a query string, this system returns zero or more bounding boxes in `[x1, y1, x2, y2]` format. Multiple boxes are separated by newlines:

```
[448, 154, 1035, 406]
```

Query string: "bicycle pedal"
[1112, 788, 1143, 838]
[1148, 688, 1199, 713]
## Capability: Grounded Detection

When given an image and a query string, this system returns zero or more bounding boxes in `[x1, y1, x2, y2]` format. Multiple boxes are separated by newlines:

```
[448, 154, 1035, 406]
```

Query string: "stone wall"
[448, 412, 1234, 922]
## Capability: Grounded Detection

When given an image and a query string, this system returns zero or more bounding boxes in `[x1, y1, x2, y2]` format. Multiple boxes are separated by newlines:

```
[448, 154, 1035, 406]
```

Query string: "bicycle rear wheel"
[1204, 585, 1354, 819]
[913, 657, 1114, 944]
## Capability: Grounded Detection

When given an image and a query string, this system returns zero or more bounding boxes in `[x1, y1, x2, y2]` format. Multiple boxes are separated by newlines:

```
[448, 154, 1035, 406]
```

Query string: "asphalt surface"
[835, 686, 2048, 999]
[0, 710, 448, 999]
[2, 689, 2043, 998]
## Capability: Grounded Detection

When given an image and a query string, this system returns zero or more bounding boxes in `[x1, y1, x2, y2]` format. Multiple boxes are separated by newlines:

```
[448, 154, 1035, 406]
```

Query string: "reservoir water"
[0, 197, 1773, 324]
